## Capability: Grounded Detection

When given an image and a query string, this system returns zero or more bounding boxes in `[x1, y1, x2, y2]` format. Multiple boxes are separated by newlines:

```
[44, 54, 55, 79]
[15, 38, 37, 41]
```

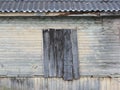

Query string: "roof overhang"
[0, 1, 120, 13]
[0, 12, 120, 17]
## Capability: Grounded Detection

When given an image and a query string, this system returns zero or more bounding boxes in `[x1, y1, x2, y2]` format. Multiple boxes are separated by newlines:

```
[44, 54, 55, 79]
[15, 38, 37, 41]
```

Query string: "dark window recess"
[43, 29, 80, 80]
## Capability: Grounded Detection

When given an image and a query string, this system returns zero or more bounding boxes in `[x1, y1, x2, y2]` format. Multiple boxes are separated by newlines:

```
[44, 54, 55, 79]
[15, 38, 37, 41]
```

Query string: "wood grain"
[63, 30, 73, 80]
[0, 77, 119, 90]
[43, 29, 80, 80]
[56, 30, 64, 77]
[49, 29, 56, 77]
[71, 30, 80, 79]
[43, 30, 49, 77]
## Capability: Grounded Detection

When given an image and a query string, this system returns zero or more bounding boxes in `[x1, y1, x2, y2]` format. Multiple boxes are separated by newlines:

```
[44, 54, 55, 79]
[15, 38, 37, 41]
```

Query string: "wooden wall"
[0, 19, 43, 76]
[0, 77, 119, 90]
[0, 16, 119, 77]
[78, 17, 120, 76]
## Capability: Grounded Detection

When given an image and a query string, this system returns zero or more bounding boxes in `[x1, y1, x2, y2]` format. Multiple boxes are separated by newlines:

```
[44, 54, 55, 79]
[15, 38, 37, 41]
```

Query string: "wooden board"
[0, 77, 119, 90]
[49, 29, 56, 77]
[63, 30, 73, 80]
[56, 30, 64, 77]
[43, 29, 80, 80]
[71, 30, 80, 79]
[43, 30, 50, 77]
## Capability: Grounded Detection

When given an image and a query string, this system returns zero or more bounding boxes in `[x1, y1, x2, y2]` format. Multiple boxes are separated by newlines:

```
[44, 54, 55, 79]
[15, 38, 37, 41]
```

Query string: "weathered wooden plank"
[56, 30, 64, 77]
[64, 65, 73, 81]
[53, 30, 57, 77]
[43, 29, 80, 80]
[63, 30, 73, 80]
[49, 29, 56, 77]
[0, 77, 120, 90]
[43, 78, 48, 90]
[43, 30, 50, 77]
[71, 30, 80, 79]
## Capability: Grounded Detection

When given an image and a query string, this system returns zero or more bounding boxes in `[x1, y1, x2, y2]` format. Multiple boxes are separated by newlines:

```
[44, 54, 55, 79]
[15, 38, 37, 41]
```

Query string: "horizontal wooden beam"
[0, 12, 120, 17]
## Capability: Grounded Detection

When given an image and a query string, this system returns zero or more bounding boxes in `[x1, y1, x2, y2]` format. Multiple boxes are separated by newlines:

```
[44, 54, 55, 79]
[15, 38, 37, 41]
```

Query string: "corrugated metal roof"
[1, 0, 120, 1]
[0, 1, 120, 12]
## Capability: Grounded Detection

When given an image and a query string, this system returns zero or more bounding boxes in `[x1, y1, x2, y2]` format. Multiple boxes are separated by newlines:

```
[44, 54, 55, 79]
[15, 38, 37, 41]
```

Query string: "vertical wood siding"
[0, 77, 119, 90]
[43, 29, 79, 80]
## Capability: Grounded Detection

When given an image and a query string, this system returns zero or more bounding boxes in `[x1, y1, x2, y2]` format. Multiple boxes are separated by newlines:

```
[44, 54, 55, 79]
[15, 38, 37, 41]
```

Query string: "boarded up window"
[43, 29, 80, 80]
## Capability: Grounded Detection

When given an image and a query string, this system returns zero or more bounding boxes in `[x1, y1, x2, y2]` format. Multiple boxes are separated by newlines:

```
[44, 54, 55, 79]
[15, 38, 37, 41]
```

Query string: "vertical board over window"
[43, 29, 80, 80]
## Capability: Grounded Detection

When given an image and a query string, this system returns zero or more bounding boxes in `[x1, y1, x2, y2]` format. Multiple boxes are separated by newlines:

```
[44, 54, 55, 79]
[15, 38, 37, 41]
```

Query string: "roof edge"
[0, 0, 120, 1]
[0, 12, 120, 17]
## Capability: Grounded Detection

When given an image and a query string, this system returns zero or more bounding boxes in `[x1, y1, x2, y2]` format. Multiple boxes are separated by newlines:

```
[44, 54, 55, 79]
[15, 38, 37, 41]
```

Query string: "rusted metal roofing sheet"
[0, 1, 120, 12]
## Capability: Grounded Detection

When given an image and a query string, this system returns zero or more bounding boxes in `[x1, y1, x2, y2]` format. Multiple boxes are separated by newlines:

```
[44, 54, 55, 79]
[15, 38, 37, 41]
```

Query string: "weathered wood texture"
[0, 17, 44, 76]
[56, 30, 64, 77]
[0, 17, 119, 76]
[0, 77, 119, 90]
[43, 30, 49, 77]
[77, 17, 120, 76]
[71, 30, 80, 79]
[63, 30, 73, 80]
[43, 29, 79, 80]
